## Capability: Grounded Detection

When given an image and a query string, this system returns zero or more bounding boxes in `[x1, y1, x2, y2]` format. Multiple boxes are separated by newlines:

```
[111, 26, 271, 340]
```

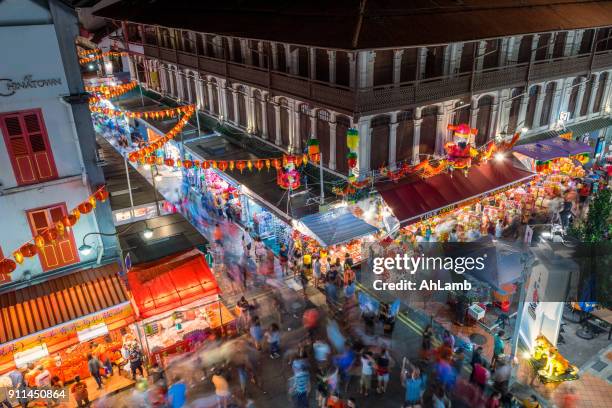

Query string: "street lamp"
[142, 227, 154, 240]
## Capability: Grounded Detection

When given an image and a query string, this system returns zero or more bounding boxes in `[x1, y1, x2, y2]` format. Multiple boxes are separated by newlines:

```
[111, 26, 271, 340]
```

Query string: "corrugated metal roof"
[94, 0, 612, 49]
[0, 264, 129, 343]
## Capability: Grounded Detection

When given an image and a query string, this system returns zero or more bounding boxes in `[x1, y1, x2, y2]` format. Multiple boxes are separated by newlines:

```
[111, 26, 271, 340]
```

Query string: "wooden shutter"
[0, 109, 57, 185]
[1, 114, 37, 184]
[27, 204, 78, 272]
[23, 111, 56, 181]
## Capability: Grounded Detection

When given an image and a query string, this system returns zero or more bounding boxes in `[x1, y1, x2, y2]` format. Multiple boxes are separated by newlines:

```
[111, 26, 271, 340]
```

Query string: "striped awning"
[0, 264, 129, 344]
[517, 117, 612, 145]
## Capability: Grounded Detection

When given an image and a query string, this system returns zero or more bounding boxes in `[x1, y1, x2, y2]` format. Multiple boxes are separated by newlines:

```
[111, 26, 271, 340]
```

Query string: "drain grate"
[592, 360, 608, 372]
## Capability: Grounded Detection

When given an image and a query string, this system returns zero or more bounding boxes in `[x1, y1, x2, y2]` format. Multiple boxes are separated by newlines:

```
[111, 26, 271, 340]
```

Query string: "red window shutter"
[26, 204, 79, 272]
[0, 109, 57, 186]
[1, 114, 37, 184]
[23, 111, 57, 181]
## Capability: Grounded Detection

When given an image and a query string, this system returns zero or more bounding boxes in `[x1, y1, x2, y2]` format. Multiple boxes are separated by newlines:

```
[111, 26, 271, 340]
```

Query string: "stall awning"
[298, 207, 379, 247]
[512, 142, 570, 161]
[127, 249, 220, 319]
[0, 264, 130, 344]
[538, 136, 593, 155]
[378, 160, 535, 227]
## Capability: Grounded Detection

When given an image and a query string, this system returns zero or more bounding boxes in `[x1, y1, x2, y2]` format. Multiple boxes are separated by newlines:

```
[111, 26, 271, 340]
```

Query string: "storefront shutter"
[1, 114, 37, 184]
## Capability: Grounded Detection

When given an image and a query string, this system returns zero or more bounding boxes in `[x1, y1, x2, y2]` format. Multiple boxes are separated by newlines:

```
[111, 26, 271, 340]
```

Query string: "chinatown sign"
[0, 75, 63, 97]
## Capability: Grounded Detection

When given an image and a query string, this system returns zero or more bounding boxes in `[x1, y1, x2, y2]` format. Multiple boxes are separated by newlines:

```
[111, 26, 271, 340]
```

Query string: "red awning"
[378, 160, 535, 227]
[127, 249, 220, 319]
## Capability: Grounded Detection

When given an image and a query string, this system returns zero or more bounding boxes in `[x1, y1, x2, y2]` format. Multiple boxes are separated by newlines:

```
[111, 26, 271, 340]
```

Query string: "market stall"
[127, 249, 235, 368]
[0, 265, 136, 386]
[513, 137, 593, 175]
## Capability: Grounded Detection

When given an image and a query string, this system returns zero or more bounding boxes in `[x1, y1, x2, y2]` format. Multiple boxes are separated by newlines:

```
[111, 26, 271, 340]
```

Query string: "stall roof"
[512, 142, 571, 161]
[298, 207, 378, 247]
[127, 249, 219, 319]
[0, 264, 130, 344]
[378, 159, 535, 227]
[538, 136, 594, 155]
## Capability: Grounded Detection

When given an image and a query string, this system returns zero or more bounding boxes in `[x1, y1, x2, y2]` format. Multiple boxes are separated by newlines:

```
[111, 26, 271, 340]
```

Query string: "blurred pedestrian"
[129, 345, 144, 379]
[167, 377, 187, 408]
[87, 354, 103, 389]
[71, 376, 89, 408]
[442, 330, 455, 350]
[422, 325, 433, 353]
[250, 316, 264, 351]
[266, 323, 281, 359]
[212, 369, 231, 408]
[375, 348, 390, 394]
[491, 330, 506, 370]
[288, 368, 310, 408]
[359, 351, 374, 396]
[401, 361, 424, 407]
[486, 391, 501, 408]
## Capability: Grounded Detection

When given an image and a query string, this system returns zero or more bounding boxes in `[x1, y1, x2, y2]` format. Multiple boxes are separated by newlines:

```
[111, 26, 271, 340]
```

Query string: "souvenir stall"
[244, 198, 292, 254]
[127, 249, 235, 369]
[513, 137, 592, 176]
[200, 169, 243, 224]
[292, 203, 381, 269]
[379, 159, 537, 244]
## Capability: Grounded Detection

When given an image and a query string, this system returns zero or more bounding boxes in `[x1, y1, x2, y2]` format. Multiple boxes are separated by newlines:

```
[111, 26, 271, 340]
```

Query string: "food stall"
[513, 137, 592, 176]
[127, 249, 235, 368]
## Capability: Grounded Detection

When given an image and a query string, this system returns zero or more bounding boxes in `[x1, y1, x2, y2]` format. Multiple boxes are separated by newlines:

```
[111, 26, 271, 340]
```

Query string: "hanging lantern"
[212, 161, 217, 169]
[229, 161, 235, 171]
[272, 158, 282, 170]
[307, 138, 320, 158]
[302, 154, 308, 165]
[78, 202, 94, 214]
[348, 172, 357, 184]
[265, 159, 271, 170]
[72, 208, 81, 221]
[202, 161, 211, 170]
[165, 158, 175, 167]
[236, 161, 246, 173]
[217, 161, 228, 171]
[88, 195, 97, 209]
[247, 160, 253, 171]
[63, 214, 78, 228]
[346, 128, 359, 151]
[128, 152, 139, 162]
[347, 152, 358, 169]
[183, 160, 193, 169]
[255, 160, 264, 171]
[43, 228, 59, 244]
[156, 156, 163, 165]
[94, 188, 109, 202]
[34, 235, 46, 249]
[20, 243, 37, 258]
[0, 258, 16, 275]
[145, 156, 156, 165]
[13, 250, 24, 264]
[193, 160, 200, 169]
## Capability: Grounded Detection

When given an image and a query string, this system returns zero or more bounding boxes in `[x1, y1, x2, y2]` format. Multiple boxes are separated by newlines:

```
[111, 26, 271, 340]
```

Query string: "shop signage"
[13, 344, 49, 368]
[559, 111, 570, 122]
[0, 75, 62, 97]
[0, 303, 132, 358]
[76, 322, 109, 343]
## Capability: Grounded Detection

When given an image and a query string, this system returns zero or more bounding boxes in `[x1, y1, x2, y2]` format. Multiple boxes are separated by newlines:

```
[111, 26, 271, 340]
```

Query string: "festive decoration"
[79, 51, 128, 65]
[307, 138, 320, 160]
[0, 186, 110, 271]
[447, 123, 478, 139]
[347, 152, 358, 169]
[77, 48, 101, 57]
[85, 81, 138, 99]
[346, 128, 360, 151]
[89, 103, 195, 120]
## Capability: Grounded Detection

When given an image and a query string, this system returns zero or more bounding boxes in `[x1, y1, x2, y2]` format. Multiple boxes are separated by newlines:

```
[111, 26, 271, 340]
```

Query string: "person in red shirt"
[559, 387, 579, 408]
[486, 391, 501, 408]
[471, 363, 489, 391]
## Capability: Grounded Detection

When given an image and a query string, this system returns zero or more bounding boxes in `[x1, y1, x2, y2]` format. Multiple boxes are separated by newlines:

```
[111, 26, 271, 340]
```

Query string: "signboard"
[559, 111, 570, 122]
[77, 322, 109, 343]
[13, 344, 49, 368]
[0, 75, 62, 97]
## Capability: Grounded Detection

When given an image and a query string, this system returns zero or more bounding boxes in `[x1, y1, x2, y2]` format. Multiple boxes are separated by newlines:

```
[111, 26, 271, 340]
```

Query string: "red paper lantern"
[272, 158, 282, 170]
[183, 160, 193, 169]
[255, 160, 264, 171]
[63, 214, 77, 228]
[20, 243, 37, 258]
[217, 161, 228, 171]
[13, 250, 24, 264]
[145, 156, 156, 165]
[165, 158, 175, 167]
[78, 202, 94, 214]
[0, 258, 16, 275]
[236, 161, 246, 173]
[202, 161, 210, 169]
[94, 189, 109, 202]
[43, 228, 58, 244]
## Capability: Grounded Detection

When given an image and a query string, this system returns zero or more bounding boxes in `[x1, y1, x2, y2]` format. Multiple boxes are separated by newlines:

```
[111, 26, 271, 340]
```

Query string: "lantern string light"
[0, 185, 110, 272]
[79, 51, 128, 65]
[77, 48, 102, 57]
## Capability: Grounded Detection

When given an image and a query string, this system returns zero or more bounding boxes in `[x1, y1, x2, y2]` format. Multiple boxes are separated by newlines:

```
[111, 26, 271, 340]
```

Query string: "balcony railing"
[139, 42, 612, 117]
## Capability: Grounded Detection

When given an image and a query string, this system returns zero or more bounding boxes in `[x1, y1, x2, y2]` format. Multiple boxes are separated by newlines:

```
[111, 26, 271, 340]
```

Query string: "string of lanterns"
[89, 103, 195, 120]
[79, 51, 128, 65]
[77, 48, 101, 57]
[86, 81, 138, 99]
[126, 108, 195, 162]
[0, 186, 110, 276]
